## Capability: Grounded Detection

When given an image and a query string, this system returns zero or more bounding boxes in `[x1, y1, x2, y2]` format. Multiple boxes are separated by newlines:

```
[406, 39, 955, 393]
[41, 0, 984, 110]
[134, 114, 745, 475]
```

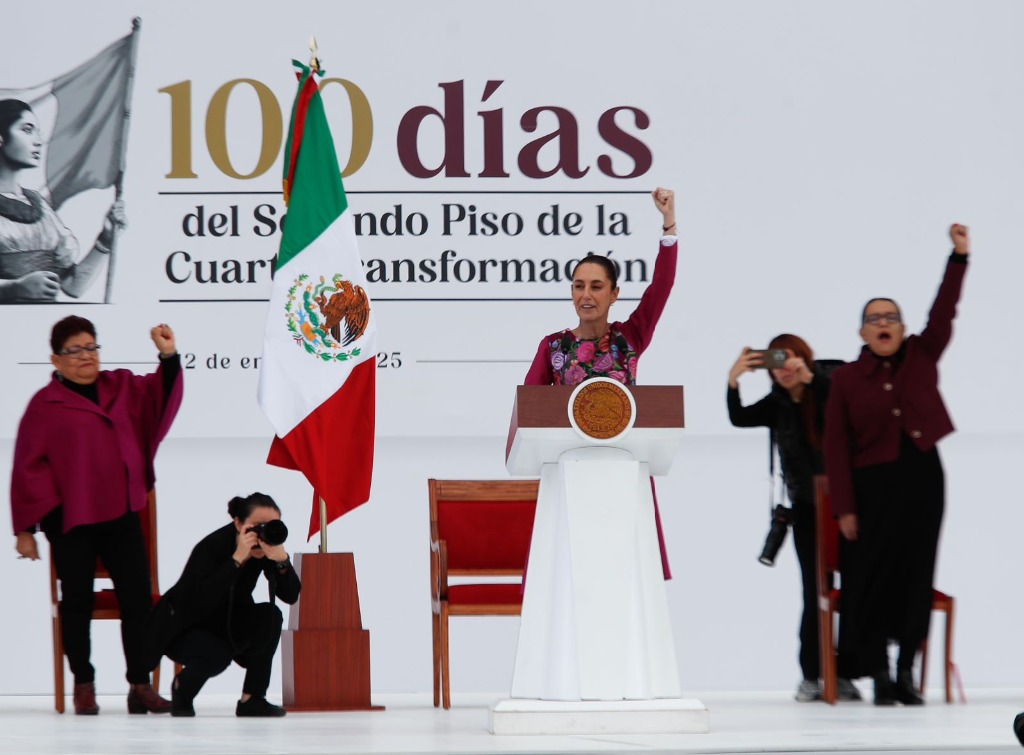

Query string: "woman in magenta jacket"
[824, 224, 970, 706]
[524, 188, 677, 388]
[11, 316, 183, 715]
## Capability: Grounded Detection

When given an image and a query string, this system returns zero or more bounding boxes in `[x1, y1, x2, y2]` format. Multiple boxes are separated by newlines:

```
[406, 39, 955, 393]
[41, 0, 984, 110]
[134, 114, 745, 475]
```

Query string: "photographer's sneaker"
[795, 679, 822, 702]
[236, 696, 286, 717]
[837, 678, 863, 701]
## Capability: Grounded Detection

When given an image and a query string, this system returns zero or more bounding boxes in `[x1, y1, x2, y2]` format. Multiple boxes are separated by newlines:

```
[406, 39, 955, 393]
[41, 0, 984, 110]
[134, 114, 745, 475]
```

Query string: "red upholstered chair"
[428, 478, 539, 709]
[815, 476, 958, 704]
[50, 490, 165, 713]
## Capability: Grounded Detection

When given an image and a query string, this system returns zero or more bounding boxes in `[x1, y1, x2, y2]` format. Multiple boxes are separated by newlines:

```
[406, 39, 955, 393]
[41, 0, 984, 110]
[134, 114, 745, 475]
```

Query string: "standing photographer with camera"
[141, 492, 300, 717]
[727, 334, 860, 703]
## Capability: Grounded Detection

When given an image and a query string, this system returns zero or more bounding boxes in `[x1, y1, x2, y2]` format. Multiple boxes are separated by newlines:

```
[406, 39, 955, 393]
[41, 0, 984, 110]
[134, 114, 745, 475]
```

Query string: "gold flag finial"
[309, 35, 320, 72]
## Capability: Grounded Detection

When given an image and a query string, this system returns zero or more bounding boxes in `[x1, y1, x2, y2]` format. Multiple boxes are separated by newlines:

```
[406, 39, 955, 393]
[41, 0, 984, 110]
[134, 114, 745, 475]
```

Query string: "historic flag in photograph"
[0, 20, 140, 303]
[258, 60, 377, 540]
[0, 21, 138, 210]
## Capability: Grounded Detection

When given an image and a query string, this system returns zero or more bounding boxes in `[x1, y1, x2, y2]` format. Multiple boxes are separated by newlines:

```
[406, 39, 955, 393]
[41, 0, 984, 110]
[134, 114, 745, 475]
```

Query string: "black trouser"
[167, 603, 283, 700]
[42, 508, 154, 685]
[790, 498, 820, 680]
[793, 492, 862, 680]
[845, 437, 944, 676]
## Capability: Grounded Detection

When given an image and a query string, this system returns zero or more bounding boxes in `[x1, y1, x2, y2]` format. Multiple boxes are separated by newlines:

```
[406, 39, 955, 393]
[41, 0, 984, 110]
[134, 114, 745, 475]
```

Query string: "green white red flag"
[258, 60, 376, 539]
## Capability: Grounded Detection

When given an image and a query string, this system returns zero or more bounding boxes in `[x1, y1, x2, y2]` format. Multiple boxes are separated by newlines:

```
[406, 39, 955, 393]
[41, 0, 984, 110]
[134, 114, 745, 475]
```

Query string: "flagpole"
[309, 35, 328, 556]
[103, 17, 142, 304]
[309, 35, 320, 74]
[319, 496, 328, 553]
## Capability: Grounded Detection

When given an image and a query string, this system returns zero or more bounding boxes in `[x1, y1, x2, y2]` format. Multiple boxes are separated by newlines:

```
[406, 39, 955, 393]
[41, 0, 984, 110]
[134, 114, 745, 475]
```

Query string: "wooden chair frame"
[815, 475, 956, 704]
[49, 490, 164, 713]
[428, 478, 539, 709]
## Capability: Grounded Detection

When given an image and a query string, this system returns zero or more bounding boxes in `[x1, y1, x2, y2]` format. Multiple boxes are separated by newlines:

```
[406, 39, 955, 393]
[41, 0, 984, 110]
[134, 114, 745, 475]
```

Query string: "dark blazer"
[823, 254, 968, 517]
[141, 523, 301, 668]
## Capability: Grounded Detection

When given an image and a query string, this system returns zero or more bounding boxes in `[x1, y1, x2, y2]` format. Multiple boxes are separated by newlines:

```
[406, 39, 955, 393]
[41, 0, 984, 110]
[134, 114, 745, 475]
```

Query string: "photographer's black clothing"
[727, 370, 831, 501]
[727, 367, 832, 681]
[167, 603, 283, 700]
[143, 523, 300, 700]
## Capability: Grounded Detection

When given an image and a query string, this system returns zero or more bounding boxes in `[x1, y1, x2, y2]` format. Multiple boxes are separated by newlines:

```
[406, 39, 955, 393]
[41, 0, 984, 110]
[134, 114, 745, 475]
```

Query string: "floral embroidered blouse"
[524, 238, 677, 387]
[543, 329, 639, 386]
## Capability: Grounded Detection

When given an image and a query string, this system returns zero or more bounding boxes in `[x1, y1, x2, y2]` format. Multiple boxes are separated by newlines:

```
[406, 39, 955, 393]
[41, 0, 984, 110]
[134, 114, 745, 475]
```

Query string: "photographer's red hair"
[767, 333, 821, 449]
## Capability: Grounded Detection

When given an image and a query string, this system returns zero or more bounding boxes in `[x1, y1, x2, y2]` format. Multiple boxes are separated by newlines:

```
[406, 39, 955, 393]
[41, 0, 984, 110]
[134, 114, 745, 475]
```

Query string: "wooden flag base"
[282, 552, 383, 711]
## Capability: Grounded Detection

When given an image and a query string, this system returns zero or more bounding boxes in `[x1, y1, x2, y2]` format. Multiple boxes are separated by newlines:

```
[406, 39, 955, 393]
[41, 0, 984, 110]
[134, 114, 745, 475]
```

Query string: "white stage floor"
[0, 688, 1021, 754]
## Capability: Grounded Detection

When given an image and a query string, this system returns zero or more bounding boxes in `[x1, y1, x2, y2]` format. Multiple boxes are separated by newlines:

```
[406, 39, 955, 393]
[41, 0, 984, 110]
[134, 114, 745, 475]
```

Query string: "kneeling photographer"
[727, 335, 858, 703]
[142, 492, 300, 717]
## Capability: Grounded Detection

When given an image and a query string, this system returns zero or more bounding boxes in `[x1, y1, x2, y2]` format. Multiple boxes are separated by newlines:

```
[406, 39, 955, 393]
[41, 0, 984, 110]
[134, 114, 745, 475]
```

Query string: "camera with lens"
[247, 519, 289, 547]
[758, 504, 793, 566]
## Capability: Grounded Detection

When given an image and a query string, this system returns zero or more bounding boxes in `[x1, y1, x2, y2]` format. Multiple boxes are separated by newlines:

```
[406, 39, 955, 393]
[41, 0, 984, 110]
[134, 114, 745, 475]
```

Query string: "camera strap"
[768, 429, 786, 514]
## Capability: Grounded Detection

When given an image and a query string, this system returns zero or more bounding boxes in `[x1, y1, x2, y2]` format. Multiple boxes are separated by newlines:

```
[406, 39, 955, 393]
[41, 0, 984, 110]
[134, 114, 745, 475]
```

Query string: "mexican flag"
[258, 61, 376, 540]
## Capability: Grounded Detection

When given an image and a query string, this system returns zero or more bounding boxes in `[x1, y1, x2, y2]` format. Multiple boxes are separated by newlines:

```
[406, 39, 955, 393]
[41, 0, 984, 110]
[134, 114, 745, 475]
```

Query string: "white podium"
[490, 381, 708, 735]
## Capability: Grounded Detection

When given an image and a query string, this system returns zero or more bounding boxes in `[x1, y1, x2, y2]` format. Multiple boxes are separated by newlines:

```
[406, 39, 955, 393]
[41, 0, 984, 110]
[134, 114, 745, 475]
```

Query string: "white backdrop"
[2, 0, 1023, 698]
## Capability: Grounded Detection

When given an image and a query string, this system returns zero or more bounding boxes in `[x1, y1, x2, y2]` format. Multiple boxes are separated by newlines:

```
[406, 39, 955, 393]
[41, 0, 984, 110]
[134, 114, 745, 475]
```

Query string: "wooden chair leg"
[920, 639, 930, 695]
[440, 603, 451, 710]
[156, 662, 184, 696]
[52, 612, 65, 714]
[819, 603, 837, 705]
[945, 598, 955, 704]
[431, 610, 441, 708]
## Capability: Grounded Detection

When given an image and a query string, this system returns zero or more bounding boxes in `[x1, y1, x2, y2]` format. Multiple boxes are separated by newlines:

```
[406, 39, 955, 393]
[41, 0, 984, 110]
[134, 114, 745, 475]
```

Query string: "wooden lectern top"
[505, 385, 685, 476]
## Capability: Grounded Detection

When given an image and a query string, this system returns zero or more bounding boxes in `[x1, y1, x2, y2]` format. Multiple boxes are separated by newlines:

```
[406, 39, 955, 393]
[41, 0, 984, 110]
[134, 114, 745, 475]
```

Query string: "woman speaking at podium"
[524, 187, 677, 389]
[507, 188, 682, 708]
[523, 187, 679, 579]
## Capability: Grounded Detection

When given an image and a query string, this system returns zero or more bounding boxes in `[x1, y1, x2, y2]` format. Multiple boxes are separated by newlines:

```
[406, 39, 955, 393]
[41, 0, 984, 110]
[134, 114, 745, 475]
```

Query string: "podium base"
[488, 697, 709, 735]
[282, 628, 383, 712]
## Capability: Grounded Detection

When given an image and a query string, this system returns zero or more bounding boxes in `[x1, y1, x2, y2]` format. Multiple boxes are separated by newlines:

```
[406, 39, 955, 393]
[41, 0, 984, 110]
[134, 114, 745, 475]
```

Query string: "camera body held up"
[246, 519, 289, 547]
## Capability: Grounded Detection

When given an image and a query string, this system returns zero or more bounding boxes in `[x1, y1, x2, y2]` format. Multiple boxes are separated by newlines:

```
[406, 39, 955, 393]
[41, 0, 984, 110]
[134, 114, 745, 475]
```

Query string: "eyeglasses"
[58, 344, 101, 358]
[863, 313, 901, 326]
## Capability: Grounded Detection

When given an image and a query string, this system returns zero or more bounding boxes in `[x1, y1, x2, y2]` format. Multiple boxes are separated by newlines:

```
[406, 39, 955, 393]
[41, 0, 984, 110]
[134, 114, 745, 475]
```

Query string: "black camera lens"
[249, 519, 289, 546]
[758, 505, 791, 567]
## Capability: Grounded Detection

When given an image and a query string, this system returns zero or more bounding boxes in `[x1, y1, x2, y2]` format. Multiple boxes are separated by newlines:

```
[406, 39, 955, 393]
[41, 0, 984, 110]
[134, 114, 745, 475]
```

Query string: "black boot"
[894, 669, 925, 705]
[873, 672, 896, 706]
[236, 696, 286, 717]
[171, 673, 197, 717]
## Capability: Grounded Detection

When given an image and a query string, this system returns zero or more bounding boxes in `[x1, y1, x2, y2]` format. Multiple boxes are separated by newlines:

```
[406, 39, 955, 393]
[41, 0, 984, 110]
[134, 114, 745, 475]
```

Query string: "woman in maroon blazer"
[823, 224, 970, 706]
